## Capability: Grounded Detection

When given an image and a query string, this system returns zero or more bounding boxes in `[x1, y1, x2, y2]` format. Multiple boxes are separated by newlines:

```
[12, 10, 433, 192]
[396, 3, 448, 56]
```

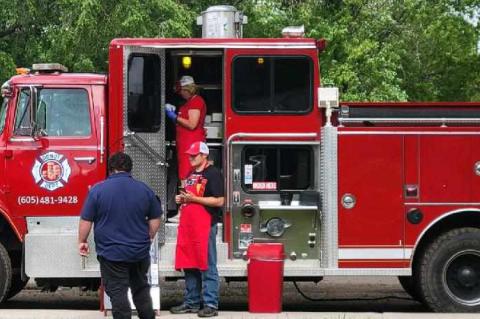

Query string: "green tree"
[1, 0, 478, 101]
[0, 51, 16, 82]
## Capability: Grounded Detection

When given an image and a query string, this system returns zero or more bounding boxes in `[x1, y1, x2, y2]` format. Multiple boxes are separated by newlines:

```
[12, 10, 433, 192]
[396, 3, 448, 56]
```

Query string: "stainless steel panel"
[159, 258, 410, 277]
[123, 46, 166, 311]
[25, 233, 99, 277]
[26, 216, 80, 234]
[229, 141, 321, 259]
[123, 46, 167, 244]
[320, 126, 338, 268]
[25, 216, 100, 277]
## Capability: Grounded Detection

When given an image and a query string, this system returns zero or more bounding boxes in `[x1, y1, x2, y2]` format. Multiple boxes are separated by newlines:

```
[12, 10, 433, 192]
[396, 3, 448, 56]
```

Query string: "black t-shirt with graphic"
[187, 165, 224, 224]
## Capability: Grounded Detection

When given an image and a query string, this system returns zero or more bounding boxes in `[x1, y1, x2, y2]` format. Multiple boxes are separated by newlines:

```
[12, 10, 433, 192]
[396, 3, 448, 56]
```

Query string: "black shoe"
[170, 304, 200, 314]
[198, 306, 218, 317]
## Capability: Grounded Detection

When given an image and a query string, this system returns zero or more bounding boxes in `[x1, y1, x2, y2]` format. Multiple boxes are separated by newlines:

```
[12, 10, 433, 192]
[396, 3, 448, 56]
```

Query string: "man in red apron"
[170, 142, 224, 318]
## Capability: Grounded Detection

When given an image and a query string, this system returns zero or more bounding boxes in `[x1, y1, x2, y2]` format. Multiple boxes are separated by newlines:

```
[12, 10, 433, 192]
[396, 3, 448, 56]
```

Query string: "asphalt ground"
[0, 277, 478, 318]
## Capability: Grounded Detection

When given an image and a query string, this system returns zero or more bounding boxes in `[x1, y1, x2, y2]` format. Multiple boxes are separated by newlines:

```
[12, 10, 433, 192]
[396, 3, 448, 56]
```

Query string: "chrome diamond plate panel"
[320, 126, 338, 268]
[123, 46, 167, 245]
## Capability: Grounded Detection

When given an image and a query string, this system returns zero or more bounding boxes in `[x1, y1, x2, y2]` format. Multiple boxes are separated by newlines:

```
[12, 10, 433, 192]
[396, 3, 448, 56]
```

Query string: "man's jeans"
[184, 224, 219, 309]
[98, 256, 155, 319]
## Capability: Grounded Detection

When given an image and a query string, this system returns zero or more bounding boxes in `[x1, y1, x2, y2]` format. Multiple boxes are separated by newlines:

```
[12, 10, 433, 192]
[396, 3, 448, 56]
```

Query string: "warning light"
[257, 57, 264, 65]
[182, 56, 192, 69]
[16, 67, 30, 75]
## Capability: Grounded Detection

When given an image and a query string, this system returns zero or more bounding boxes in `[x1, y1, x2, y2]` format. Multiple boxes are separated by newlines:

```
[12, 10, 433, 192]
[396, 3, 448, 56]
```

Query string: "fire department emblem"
[32, 152, 71, 191]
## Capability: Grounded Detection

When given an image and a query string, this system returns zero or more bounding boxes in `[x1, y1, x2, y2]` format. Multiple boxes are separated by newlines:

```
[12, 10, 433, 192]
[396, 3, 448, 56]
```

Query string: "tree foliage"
[1, 0, 478, 101]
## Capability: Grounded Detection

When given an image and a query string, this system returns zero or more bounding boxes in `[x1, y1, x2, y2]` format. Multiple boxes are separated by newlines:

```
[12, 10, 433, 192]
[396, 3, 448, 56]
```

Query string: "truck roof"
[110, 37, 319, 49]
[9, 72, 107, 86]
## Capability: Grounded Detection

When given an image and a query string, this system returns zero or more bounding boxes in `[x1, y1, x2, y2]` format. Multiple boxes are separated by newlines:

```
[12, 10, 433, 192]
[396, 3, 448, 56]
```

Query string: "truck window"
[36, 89, 91, 137]
[127, 54, 161, 133]
[242, 146, 312, 192]
[0, 97, 7, 133]
[232, 56, 312, 114]
[14, 89, 32, 135]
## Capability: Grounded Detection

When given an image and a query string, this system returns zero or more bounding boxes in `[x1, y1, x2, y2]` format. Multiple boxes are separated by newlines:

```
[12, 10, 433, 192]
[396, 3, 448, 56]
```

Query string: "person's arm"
[78, 189, 97, 257]
[179, 191, 224, 207]
[179, 168, 224, 207]
[148, 218, 161, 240]
[147, 193, 163, 240]
[176, 109, 201, 130]
[78, 219, 93, 256]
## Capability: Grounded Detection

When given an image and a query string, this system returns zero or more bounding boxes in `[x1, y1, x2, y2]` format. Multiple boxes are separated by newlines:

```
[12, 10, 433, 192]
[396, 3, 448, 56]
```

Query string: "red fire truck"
[0, 5, 479, 313]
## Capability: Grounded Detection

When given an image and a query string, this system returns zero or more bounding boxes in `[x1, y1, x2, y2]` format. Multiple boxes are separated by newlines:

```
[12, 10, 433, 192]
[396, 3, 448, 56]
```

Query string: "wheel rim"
[442, 249, 480, 306]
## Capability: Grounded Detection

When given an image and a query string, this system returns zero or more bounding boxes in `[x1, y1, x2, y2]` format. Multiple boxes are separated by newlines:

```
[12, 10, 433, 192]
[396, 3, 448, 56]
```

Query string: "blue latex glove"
[166, 109, 177, 121]
[165, 103, 176, 112]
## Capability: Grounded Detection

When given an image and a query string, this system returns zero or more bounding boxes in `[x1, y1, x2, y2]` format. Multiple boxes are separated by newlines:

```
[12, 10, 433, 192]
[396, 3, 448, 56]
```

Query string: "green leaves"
[1, 0, 478, 101]
[0, 51, 16, 82]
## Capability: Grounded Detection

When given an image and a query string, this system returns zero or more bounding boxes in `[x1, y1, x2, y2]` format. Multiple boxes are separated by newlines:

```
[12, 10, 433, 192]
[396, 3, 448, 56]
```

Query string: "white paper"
[244, 164, 253, 184]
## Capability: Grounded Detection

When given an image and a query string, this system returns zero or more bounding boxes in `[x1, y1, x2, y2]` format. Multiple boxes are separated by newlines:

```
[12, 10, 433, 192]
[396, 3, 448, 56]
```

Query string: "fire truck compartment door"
[122, 47, 167, 243]
[229, 142, 321, 259]
[338, 134, 404, 247]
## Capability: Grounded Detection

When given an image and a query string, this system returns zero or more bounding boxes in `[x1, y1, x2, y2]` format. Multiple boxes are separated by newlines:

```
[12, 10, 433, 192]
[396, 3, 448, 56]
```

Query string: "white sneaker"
[168, 214, 180, 223]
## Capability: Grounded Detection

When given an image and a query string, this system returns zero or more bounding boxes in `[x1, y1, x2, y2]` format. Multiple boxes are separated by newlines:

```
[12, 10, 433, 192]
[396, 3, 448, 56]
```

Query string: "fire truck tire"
[419, 227, 480, 312]
[398, 276, 421, 301]
[6, 274, 28, 299]
[0, 243, 12, 303]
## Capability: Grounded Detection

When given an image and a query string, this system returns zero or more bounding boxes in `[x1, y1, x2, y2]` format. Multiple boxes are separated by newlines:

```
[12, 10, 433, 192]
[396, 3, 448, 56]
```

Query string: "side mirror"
[1, 81, 12, 98]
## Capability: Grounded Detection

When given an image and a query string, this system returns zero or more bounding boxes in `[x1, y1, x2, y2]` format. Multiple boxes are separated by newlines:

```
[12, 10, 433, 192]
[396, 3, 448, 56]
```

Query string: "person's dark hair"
[108, 152, 133, 173]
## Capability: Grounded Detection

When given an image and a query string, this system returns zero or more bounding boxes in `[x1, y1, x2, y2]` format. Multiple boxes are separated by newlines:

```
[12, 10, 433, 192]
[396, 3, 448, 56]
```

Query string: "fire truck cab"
[0, 5, 479, 313]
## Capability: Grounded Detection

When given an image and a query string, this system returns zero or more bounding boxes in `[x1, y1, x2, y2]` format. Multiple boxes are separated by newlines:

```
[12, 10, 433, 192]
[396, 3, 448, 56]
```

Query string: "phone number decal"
[17, 196, 79, 205]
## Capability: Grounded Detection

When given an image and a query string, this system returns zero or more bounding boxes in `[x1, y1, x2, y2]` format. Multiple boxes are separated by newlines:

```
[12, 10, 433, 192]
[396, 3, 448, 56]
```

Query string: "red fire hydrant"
[247, 243, 285, 313]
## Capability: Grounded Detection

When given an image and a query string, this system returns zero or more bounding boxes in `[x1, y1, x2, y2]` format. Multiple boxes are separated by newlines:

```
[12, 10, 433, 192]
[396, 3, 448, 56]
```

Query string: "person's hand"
[175, 194, 183, 204]
[165, 103, 176, 112]
[166, 109, 177, 121]
[179, 190, 195, 203]
[78, 242, 89, 256]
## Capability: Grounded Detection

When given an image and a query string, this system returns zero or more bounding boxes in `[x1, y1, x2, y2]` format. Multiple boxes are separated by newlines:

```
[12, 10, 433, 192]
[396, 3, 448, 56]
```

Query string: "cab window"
[36, 89, 91, 137]
[0, 97, 8, 133]
[232, 56, 312, 113]
[127, 54, 162, 132]
[242, 146, 312, 192]
[14, 89, 32, 135]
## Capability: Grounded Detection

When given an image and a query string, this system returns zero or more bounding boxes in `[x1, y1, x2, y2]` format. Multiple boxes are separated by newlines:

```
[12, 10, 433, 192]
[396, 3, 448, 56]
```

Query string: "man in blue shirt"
[78, 152, 162, 319]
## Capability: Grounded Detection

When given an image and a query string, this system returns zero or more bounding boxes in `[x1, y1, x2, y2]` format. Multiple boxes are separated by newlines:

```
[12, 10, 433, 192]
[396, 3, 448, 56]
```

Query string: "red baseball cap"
[185, 141, 209, 155]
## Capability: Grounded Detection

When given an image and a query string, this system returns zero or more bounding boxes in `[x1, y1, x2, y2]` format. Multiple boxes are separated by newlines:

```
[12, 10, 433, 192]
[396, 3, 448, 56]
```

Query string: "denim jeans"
[184, 224, 219, 309]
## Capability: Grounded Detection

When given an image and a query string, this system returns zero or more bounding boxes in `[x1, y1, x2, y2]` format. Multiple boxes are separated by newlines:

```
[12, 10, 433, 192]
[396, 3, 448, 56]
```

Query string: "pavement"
[2, 277, 478, 318]
[0, 310, 479, 319]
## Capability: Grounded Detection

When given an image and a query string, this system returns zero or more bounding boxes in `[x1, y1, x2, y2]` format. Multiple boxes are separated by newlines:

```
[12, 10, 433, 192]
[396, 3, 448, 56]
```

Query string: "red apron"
[174, 171, 212, 270]
[176, 95, 206, 180]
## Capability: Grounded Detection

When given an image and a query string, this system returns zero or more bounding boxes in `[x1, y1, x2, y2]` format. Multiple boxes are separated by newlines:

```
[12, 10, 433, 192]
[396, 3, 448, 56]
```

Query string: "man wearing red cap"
[170, 141, 224, 317]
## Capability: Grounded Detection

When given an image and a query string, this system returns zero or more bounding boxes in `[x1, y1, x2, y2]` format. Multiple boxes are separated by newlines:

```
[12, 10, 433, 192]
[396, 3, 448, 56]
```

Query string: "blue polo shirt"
[80, 172, 162, 262]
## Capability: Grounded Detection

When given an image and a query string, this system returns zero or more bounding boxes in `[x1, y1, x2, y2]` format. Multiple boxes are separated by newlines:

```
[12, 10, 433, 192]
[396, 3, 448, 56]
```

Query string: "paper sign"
[240, 224, 252, 233]
[252, 182, 277, 190]
[244, 165, 253, 184]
